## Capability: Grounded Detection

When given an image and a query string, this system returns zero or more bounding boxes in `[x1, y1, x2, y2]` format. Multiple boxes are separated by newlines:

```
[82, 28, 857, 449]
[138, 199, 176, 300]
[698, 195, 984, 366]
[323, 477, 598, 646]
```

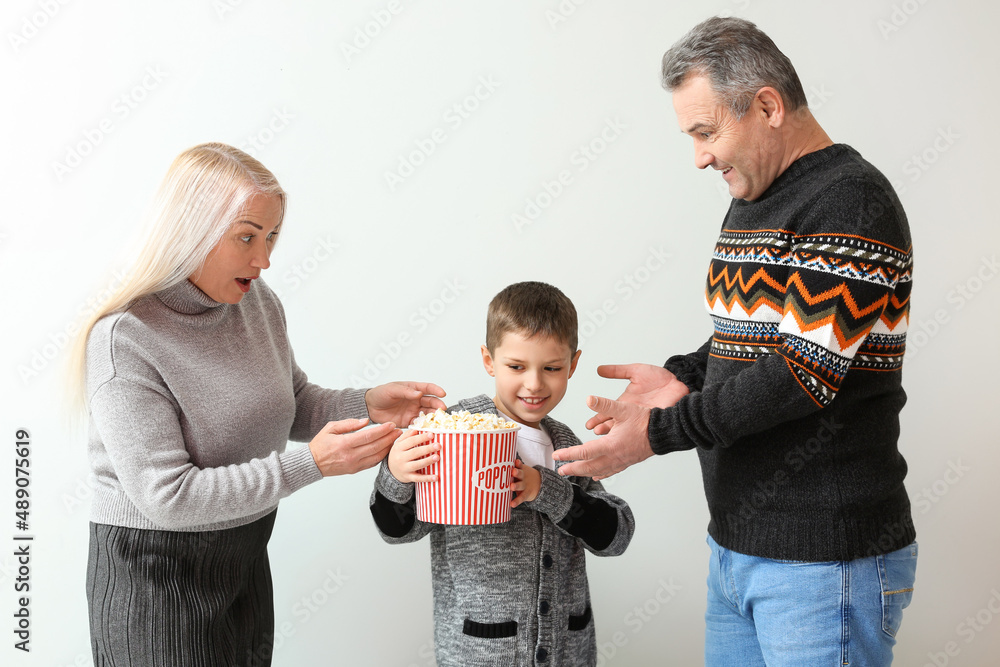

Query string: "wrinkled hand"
[552, 395, 654, 479]
[586, 364, 688, 435]
[309, 418, 400, 476]
[365, 381, 447, 427]
[387, 430, 440, 484]
[510, 459, 541, 508]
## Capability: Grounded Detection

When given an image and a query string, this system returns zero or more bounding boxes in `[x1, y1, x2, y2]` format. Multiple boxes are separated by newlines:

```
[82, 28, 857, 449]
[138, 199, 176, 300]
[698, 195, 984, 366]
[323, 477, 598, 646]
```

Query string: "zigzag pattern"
[705, 228, 911, 405]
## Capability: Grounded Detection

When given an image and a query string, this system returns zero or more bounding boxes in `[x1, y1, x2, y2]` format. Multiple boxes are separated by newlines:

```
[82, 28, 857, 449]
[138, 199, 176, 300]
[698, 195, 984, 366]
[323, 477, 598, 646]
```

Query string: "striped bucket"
[414, 426, 519, 525]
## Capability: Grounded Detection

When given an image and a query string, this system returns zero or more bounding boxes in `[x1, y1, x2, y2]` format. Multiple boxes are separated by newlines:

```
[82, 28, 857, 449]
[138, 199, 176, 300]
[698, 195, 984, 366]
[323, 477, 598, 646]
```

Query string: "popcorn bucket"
[414, 426, 520, 525]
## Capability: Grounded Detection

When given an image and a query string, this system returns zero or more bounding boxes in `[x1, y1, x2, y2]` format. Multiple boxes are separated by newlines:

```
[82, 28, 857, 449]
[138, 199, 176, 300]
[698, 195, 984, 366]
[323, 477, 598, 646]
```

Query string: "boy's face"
[481, 331, 581, 429]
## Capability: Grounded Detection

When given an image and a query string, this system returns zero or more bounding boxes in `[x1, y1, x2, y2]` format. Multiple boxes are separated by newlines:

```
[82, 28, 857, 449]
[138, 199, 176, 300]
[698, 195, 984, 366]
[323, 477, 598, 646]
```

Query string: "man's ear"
[481, 344, 496, 377]
[567, 349, 582, 378]
[755, 86, 785, 128]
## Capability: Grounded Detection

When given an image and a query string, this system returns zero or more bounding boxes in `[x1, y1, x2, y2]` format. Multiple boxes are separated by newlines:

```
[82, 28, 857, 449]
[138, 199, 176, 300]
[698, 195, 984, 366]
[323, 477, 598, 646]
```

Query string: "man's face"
[672, 74, 776, 201]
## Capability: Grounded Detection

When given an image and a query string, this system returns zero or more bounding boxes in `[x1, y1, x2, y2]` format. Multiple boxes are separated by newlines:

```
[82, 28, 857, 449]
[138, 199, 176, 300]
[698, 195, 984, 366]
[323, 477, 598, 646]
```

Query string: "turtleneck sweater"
[85, 277, 369, 532]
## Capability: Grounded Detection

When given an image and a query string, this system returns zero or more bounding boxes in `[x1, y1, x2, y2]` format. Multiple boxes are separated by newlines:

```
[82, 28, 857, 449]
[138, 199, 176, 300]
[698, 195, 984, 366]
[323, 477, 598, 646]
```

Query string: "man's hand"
[552, 395, 654, 479]
[365, 382, 447, 427]
[585, 364, 688, 435]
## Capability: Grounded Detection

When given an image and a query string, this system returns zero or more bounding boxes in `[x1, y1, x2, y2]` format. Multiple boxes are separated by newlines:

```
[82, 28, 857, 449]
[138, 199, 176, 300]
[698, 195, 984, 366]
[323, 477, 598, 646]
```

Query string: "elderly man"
[554, 16, 917, 666]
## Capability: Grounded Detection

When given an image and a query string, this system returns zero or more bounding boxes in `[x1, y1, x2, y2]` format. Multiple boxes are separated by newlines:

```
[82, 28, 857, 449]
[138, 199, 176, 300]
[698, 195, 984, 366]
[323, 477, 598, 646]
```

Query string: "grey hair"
[661, 16, 808, 120]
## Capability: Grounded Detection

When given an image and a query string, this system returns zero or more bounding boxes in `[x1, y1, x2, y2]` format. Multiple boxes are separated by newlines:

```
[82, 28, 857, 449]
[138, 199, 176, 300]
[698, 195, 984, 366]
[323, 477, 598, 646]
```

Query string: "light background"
[2, 1, 999, 665]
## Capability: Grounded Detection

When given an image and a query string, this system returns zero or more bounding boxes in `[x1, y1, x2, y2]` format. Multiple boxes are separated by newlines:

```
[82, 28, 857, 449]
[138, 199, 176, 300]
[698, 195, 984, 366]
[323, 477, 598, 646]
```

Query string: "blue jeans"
[705, 535, 917, 666]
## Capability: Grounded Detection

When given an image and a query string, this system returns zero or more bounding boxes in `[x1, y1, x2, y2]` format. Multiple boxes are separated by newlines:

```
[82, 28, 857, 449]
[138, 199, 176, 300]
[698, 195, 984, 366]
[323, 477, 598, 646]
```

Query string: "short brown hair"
[486, 282, 578, 354]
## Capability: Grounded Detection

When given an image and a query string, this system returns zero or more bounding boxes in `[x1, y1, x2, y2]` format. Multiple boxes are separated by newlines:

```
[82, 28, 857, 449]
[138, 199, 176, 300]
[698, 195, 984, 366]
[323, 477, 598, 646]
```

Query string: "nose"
[694, 142, 714, 170]
[250, 244, 271, 271]
[523, 369, 544, 392]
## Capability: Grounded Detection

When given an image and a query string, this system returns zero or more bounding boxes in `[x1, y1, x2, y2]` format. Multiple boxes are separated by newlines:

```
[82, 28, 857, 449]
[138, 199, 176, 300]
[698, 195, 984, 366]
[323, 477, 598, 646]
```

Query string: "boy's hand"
[510, 459, 541, 508]
[387, 430, 440, 484]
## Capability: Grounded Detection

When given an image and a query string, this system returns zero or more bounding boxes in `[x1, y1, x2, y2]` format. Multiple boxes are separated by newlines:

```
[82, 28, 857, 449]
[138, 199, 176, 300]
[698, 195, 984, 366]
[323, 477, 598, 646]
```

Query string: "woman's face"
[189, 193, 283, 304]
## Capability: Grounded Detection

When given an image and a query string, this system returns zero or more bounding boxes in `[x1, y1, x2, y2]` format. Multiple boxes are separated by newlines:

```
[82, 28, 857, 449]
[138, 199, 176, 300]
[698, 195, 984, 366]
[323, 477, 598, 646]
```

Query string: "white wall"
[2, 1, 998, 665]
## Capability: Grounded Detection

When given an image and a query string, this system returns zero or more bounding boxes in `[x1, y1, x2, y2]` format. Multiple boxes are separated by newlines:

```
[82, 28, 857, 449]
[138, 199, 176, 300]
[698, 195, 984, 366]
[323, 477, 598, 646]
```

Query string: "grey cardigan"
[370, 395, 634, 667]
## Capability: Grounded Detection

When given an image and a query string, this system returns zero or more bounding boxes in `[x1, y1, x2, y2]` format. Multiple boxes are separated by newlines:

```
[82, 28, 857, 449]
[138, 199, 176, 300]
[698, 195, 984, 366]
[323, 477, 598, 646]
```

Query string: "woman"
[68, 142, 445, 666]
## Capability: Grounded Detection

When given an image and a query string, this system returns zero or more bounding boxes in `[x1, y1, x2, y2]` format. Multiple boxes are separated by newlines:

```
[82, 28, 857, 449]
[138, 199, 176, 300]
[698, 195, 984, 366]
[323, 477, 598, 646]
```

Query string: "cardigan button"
[542, 554, 553, 568]
[539, 600, 550, 615]
[536, 647, 549, 662]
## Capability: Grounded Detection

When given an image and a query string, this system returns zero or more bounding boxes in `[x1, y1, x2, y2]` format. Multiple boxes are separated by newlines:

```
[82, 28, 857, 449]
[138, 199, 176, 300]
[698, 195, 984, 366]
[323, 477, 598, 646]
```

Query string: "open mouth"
[235, 277, 254, 293]
[721, 167, 733, 176]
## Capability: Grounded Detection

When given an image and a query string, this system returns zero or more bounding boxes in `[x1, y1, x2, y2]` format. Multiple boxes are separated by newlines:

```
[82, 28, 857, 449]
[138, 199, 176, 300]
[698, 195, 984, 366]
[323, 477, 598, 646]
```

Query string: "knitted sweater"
[649, 144, 914, 561]
[85, 278, 369, 532]
[370, 395, 634, 667]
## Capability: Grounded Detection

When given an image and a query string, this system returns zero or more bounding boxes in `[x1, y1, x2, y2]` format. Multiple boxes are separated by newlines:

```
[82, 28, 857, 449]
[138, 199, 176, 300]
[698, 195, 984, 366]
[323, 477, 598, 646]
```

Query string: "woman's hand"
[387, 430, 440, 484]
[308, 418, 400, 476]
[365, 382, 447, 427]
[510, 459, 541, 508]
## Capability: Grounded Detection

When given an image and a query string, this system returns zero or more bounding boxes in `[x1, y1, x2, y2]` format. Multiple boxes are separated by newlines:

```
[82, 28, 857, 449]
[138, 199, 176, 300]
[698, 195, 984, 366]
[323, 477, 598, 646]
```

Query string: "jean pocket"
[878, 542, 917, 637]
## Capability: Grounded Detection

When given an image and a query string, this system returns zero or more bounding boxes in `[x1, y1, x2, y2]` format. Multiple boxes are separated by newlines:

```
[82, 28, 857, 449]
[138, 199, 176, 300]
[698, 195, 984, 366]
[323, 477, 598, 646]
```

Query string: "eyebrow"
[501, 357, 566, 365]
[683, 123, 712, 134]
[235, 221, 283, 232]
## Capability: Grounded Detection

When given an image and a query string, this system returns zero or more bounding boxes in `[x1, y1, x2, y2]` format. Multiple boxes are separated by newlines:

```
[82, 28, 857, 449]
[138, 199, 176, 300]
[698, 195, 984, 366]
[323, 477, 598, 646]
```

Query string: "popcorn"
[411, 409, 518, 431]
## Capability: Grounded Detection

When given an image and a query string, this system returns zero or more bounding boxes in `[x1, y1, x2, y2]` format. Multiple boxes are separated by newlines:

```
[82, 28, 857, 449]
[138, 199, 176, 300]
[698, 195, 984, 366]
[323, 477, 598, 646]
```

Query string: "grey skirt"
[87, 510, 277, 667]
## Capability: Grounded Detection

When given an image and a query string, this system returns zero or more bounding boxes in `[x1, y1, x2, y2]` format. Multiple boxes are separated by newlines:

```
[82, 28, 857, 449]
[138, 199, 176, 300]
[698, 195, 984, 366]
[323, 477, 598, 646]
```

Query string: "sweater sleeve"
[264, 282, 370, 441]
[524, 469, 634, 556]
[663, 336, 712, 393]
[368, 459, 437, 543]
[649, 178, 911, 453]
[524, 421, 634, 556]
[287, 350, 371, 442]
[89, 376, 321, 530]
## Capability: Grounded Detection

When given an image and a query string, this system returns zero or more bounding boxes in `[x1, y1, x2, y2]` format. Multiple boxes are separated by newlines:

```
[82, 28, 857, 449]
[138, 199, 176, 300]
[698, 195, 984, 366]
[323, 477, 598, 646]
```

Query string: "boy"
[370, 281, 634, 667]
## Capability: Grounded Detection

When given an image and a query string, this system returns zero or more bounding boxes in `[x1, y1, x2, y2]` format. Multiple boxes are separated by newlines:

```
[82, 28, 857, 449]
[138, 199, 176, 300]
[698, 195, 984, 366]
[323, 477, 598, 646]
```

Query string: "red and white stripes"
[415, 428, 519, 525]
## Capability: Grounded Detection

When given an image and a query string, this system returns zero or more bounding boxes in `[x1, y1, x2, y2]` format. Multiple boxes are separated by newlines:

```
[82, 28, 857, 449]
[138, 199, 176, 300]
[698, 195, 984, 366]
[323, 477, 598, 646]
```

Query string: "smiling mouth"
[519, 397, 548, 407]
[721, 167, 733, 175]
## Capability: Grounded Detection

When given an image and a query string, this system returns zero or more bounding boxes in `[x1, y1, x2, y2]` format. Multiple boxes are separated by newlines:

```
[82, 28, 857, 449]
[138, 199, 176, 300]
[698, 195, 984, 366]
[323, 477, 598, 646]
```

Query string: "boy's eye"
[545, 367, 562, 372]
[507, 365, 523, 371]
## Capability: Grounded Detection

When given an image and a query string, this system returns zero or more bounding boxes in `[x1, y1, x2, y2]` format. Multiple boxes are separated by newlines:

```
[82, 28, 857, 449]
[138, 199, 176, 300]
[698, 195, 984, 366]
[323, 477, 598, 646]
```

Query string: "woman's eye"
[267, 232, 279, 242]
[240, 235, 253, 244]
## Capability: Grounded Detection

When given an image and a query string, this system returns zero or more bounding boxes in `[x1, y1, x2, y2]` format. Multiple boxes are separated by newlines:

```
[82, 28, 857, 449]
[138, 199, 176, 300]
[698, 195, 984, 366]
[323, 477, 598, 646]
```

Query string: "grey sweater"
[86, 278, 369, 532]
[370, 395, 634, 667]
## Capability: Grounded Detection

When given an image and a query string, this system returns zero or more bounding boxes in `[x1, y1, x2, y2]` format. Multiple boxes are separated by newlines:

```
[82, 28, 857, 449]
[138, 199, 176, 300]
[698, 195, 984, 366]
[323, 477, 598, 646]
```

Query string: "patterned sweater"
[649, 144, 914, 561]
[370, 395, 634, 667]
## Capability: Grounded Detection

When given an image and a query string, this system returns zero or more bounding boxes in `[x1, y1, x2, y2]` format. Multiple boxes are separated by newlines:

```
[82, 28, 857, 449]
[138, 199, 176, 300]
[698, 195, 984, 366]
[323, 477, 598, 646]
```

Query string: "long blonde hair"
[67, 142, 286, 414]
